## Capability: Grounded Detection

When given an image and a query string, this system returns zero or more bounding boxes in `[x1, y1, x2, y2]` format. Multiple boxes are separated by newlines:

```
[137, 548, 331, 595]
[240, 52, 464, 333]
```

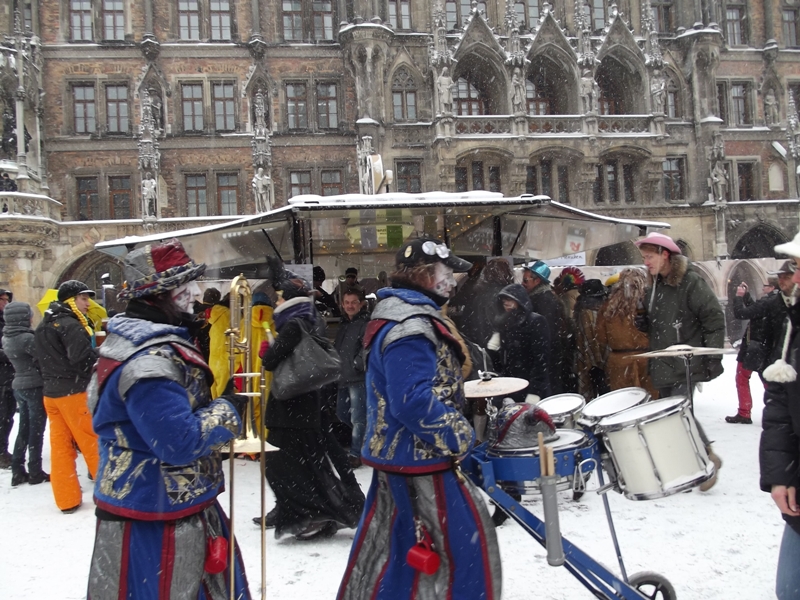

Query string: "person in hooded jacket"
[0, 288, 15, 470]
[253, 266, 364, 540]
[489, 283, 551, 403]
[34, 280, 99, 513]
[758, 232, 800, 600]
[86, 239, 250, 600]
[2, 301, 49, 486]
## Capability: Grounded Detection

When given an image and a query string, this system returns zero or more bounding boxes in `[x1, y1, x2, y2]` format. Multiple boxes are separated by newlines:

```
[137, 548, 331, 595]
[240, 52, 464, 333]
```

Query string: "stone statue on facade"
[142, 172, 157, 217]
[651, 72, 666, 114]
[252, 167, 272, 213]
[711, 162, 728, 202]
[437, 67, 454, 115]
[765, 89, 780, 127]
[580, 71, 595, 114]
[147, 88, 163, 136]
[512, 68, 527, 115]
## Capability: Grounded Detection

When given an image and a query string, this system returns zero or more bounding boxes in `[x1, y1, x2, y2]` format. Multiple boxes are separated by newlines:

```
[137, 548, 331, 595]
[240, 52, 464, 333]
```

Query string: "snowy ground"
[0, 355, 780, 599]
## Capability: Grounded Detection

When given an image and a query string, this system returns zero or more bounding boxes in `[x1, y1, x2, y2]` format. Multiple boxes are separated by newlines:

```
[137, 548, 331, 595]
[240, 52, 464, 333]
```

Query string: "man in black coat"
[759, 234, 800, 599]
[729, 272, 790, 424]
[522, 261, 568, 394]
[489, 283, 551, 402]
[334, 288, 369, 468]
[0, 288, 15, 468]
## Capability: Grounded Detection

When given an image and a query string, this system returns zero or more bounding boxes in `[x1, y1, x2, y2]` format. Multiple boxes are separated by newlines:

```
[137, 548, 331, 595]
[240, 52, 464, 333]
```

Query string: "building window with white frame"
[730, 82, 752, 126]
[388, 0, 411, 30]
[392, 68, 417, 122]
[210, 1, 232, 40]
[321, 170, 343, 195]
[105, 84, 129, 134]
[287, 84, 308, 129]
[783, 7, 799, 47]
[725, 2, 748, 46]
[178, 0, 201, 40]
[289, 171, 312, 197]
[182, 83, 204, 132]
[73, 84, 96, 134]
[213, 82, 236, 132]
[316, 83, 338, 129]
[312, 1, 334, 40]
[103, 0, 125, 41]
[217, 173, 239, 215]
[186, 174, 208, 216]
[70, 0, 93, 41]
[662, 157, 684, 201]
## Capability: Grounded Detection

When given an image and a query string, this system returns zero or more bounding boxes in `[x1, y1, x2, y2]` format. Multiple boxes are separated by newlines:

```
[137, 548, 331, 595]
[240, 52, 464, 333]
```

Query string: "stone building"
[1, 0, 799, 323]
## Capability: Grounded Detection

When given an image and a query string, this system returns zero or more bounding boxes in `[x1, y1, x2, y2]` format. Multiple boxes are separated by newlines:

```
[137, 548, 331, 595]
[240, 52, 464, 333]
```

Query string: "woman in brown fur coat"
[595, 269, 658, 398]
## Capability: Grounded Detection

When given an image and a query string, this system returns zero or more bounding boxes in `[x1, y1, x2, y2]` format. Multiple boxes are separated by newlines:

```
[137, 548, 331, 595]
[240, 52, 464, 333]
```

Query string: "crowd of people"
[1, 229, 799, 598]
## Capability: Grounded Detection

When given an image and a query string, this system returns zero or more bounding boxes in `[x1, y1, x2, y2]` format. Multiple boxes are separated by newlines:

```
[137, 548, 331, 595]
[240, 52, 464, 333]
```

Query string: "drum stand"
[465, 447, 676, 600]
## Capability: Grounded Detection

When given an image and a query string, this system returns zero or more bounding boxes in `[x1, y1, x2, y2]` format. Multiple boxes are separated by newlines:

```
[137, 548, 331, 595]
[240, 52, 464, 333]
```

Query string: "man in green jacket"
[635, 232, 725, 491]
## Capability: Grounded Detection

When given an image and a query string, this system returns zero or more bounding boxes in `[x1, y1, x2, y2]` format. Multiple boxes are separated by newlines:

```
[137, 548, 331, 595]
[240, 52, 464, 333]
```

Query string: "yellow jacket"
[250, 304, 275, 432]
[208, 304, 234, 397]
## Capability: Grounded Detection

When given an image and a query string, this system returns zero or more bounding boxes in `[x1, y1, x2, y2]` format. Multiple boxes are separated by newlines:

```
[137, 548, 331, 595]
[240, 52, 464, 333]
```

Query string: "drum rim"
[581, 387, 650, 418]
[618, 466, 714, 501]
[537, 393, 586, 413]
[488, 429, 590, 455]
[595, 396, 687, 432]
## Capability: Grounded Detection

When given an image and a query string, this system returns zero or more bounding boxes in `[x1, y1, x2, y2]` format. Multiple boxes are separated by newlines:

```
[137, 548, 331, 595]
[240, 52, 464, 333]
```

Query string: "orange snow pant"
[43, 392, 99, 511]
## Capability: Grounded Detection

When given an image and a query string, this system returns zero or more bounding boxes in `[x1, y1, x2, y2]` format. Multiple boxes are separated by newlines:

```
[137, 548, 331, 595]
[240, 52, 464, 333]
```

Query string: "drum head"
[582, 387, 650, 420]
[487, 429, 586, 456]
[597, 395, 686, 429]
[537, 393, 585, 416]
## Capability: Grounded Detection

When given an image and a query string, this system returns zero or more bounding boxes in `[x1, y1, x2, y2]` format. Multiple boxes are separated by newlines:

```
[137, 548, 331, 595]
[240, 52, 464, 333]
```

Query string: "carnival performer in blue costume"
[338, 238, 501, 600]
[87, 239, 250, 600]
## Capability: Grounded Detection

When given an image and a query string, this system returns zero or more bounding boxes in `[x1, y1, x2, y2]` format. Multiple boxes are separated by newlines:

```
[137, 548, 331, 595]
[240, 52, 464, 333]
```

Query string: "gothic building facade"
[1, 0, 799, 308]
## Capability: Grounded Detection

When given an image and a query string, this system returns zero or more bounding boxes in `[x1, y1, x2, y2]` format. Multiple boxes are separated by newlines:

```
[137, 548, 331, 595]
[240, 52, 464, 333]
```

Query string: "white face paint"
[170, 281, 202, 313]
[432, 262, 457, 298]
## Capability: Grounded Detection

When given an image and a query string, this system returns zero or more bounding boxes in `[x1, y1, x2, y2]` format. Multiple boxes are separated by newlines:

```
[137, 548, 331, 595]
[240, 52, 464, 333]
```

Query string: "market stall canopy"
[95, 192, 669, 279]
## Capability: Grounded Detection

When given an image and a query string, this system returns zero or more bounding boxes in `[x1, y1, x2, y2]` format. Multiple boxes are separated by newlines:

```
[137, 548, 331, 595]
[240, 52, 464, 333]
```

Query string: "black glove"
[219, 377, 247, 419]
[706, 357, 724, 381]
[221, 377, 236, 397]
[634, 313, 650, 333]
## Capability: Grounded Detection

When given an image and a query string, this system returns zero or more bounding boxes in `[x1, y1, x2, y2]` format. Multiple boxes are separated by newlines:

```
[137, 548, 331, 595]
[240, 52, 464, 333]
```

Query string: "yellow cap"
[605, 273, 620, 287]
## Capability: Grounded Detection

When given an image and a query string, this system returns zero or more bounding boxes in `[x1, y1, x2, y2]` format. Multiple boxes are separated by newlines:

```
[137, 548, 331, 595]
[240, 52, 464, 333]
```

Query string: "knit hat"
[345, 267, 358, 277]
[0, 288, 12, 302]
[395, 238, 472, 273]
[524, 260, 551, 284]
[118, 239, 205, 301]
[57, 280, 95, 302]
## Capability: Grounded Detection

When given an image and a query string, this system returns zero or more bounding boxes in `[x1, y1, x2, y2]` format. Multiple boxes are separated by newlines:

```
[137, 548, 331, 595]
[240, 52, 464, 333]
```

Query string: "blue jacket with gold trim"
[361, 288, 474, 474]
[89, 316, 241, 520]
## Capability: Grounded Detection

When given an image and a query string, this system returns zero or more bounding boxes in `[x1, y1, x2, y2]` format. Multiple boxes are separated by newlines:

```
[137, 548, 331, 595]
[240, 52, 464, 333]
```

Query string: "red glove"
[259, 340, 270, 358]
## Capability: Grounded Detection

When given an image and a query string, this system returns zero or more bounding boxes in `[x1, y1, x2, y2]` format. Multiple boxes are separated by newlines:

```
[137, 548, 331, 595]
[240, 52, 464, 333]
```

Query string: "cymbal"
[464, 377, 529, 398]
[630, 344, 737, 358]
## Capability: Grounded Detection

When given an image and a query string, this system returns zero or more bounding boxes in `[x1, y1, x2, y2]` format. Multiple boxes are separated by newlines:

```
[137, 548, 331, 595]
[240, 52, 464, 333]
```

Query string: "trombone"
[225, 274, 271, 600]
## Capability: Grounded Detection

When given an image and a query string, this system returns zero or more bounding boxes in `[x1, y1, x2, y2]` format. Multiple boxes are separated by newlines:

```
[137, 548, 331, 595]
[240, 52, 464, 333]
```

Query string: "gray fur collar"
[372, 295, 447, 326]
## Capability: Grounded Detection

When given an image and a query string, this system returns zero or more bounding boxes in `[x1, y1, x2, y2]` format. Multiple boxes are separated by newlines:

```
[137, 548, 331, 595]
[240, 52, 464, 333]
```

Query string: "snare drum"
[487, 429, 598, 494]
[537, 393, 585, 429]
[595, 396, 714, 500]
[578, 387, 650, 429]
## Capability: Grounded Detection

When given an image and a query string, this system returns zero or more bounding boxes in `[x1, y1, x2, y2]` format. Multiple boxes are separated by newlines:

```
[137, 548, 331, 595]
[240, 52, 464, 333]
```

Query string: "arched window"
[525, 81, 551, 115]
[454, 78, 488, 115]
[666, 78, 681, 119]
[391, 67, 417, 122]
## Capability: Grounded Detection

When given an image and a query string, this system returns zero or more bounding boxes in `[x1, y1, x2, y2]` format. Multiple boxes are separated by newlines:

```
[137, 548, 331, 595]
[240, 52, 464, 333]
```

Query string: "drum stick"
[538, 432, 546, 476]
[546, 446, 555, 478]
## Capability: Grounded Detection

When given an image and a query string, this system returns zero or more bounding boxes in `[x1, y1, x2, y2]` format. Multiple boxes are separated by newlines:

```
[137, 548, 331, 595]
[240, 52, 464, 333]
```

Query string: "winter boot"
[700, 446, 722, 492]
[28, 472, 50, 485]
[725, 414, 752, 424]
[0, 452, 12, 469]
[252, 506, 278, 528]
[11, 470, 28, 487]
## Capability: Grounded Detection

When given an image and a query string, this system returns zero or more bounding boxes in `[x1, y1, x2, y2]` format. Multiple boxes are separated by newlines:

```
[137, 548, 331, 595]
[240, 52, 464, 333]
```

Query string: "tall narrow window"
[662, 158, 684, 201]
[605, 163, 618, 203]
[623, 163, 635, 203]
[186, 174, 207, 217]
[316, 84, 338, 129]
[73, 85, 96, 134]
[666, 80, 679, 119]
[109, 176, 131, 219]
[182, 83, 204, 132]
[455, 166, 468, 192]
[488, 166, 501, 193]
[178, 1, 201, 40]
[557, 166, 569, 203]
[213, 82, 235, 132]
[526, 166, 539, 195]
[540, 160, 552, 197]
[283, 1, 303, 41]
[289, 171, 312, 197]
[445, 1, 459, 30]
[737, 163, 756, 201]
[392, 68, 417, 122]
[717, 82, 728, 124]
[590, 0, 606, 33]
[23, 2, 32, 31]
[731, 83, 752, 126]
[526, 81, 551, 115]
[217, 173, 239, 215]
[651, 1, 672, 33]
[396, 161, 421, 193]
[70, 0, 93, 42]
[783, 9, 799, 47]
[312, 1, 334, 40]
[526, 0, 541, 29]
[388, 0, 411, 30]
[726, 3, 747, 45]
[593, 164, 603, 203]
[210, 1, 232, 40]
[287, 84, 308, 129]
[471, 161, 484, 191]
[103, 0, 125, 41]
[105, 85, 128, 134]
[77, 177, 99, 220]
[455, 79, 488, 116]
[321, 170, 343, 195]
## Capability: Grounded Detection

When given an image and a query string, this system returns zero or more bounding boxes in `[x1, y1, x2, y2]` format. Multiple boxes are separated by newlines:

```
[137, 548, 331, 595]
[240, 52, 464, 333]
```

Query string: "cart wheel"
[628, 571, 677, 600]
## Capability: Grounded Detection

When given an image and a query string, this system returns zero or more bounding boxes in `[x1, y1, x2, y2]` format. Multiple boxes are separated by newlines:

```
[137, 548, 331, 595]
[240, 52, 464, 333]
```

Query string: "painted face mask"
[432, 262, 457, 298]
[170, 281, 202, 313]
